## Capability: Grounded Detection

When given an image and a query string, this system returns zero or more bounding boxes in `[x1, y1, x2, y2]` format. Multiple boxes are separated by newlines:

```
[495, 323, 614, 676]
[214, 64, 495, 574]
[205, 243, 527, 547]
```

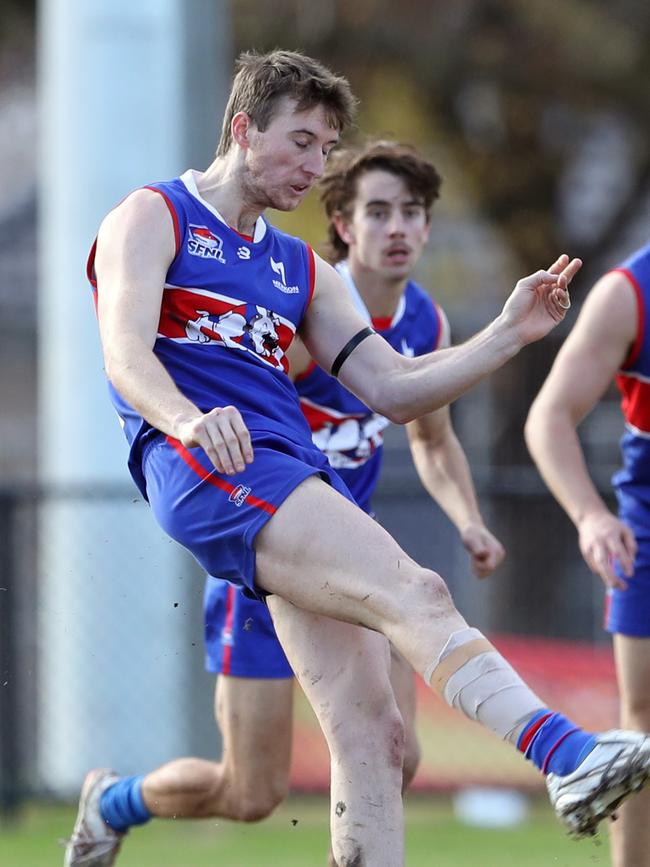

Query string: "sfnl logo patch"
[228, 484, 251, 507]
[187, 225, 226, 262]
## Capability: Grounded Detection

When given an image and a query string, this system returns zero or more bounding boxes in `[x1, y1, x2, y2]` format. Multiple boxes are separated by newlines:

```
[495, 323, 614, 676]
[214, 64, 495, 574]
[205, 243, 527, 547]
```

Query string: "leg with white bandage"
[256, 478, 650, 846]
[426, 628, 596, 770]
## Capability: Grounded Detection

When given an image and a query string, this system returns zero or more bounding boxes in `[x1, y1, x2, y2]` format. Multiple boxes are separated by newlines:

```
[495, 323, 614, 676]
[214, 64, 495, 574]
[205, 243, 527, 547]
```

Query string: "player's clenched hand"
[460, 523, 506, 579]
[177, 406, 254, 475]
[578, 510, 637, 590]
[499, 254, 582, 346]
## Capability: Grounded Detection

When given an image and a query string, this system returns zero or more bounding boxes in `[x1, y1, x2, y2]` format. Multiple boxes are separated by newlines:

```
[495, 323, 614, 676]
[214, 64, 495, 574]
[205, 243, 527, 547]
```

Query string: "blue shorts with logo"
[605, 512, 650, 637]
[203, 464, 370, 678]
[143, 430, 355, 608]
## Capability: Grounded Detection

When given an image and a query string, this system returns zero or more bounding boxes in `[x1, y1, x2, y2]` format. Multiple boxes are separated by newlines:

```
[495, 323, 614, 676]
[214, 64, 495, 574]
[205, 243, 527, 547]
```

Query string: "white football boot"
[63, 768, 124, 866]
[546, 729, 650, 838]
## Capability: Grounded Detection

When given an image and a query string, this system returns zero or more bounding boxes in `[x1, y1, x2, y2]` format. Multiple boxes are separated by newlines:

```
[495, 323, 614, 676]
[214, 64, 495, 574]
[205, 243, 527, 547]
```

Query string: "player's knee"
[329, 699, 405, 772]
[404, 567, 456, 619]
[379, 565, 455, 630]
[401, 732, 421, 791]
[229, 775, 289, 822]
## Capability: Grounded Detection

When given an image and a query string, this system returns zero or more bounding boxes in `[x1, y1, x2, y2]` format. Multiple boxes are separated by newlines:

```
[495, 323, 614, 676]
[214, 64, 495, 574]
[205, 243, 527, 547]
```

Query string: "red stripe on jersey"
[232, 228, 254, 242]
[144, 186, 181, 255]
[615, 373, 650, 433]
[166, 436, 277, 515]
[159, 288, 248, 339]
[158, 288, 293, 373]
[613, 268, 645, 369]
[86, 239, 98, 289]
[306, 245, 316, 308]
[222, 584, 236, 675]
[371, 316, 392, 331]
[299, 399, 365, 432]
[294, 360, 317, 383]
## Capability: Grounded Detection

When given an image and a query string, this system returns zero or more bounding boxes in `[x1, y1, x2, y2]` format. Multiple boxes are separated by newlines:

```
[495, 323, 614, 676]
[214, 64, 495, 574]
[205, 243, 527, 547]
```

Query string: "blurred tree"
[236, 0, 650, 271]
[235, 0, 650, 469]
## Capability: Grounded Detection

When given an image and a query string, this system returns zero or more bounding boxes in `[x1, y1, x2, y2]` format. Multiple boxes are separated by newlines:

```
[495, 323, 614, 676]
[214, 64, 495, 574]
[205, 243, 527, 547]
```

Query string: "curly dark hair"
[319, 140, 442, 262]
[217, 49, 357, 156]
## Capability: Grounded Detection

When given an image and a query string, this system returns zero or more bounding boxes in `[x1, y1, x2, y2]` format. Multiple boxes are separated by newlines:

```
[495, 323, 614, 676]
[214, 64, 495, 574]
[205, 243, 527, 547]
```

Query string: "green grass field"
[0, 795, 614, 866]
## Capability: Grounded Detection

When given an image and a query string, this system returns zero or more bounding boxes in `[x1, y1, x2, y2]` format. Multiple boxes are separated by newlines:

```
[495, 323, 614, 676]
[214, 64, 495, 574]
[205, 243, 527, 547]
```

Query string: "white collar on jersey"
[335, 260, 406, 328]
[179, 169, 268, 243]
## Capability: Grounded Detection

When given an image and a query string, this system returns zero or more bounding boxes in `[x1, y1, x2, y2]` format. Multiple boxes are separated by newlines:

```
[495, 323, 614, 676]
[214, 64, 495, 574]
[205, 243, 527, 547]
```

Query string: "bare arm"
[95, 189, 253, 475]
[301, 253, 580, 424]
[285, 335, 312, 382]
[406, 320, 505, 578]
[524, 271, 638, 589]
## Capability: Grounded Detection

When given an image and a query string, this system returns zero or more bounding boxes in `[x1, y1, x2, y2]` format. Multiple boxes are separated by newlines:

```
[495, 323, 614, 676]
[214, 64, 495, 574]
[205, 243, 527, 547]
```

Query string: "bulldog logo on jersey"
[249, 309, 283, 363]
[300, 398, 390, 469]
[185, 309, 247, 347]
[159, 284, 296, 372]
[187, 225, 226, 262]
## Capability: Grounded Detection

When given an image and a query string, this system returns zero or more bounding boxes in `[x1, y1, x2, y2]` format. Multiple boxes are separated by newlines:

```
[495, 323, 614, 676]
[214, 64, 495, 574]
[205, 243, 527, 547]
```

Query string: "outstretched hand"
[500, 254, 582, 347]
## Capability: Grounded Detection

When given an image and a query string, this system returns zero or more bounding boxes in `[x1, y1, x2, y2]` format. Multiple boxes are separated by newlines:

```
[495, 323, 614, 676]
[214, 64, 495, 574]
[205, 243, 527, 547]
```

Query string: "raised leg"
[256, 476, 650, 843]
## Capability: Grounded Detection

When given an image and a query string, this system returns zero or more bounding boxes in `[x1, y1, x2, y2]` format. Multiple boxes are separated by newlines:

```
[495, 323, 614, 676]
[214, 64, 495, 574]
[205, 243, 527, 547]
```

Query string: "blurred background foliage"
[2, 0, 650, 476]
[0, 0, 648, 603]
[234, 0, 650, 274]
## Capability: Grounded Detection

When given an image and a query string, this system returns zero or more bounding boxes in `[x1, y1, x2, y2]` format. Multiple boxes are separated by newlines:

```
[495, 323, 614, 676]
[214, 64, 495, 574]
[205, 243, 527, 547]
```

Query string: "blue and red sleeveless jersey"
[87, 170, 315, 496]
[613, 241, 650, 516]
[295, 261, 445, 510]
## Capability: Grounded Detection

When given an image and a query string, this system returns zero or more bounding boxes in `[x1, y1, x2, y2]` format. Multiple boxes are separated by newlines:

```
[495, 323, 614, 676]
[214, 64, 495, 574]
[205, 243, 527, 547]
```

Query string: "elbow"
[103, 345, 132, 392]
[524, 398, 555, 457]
[103, 350, 117, 383]
[386, 403, 414, 426]
[523, 409, 536, 451]
[375, 389, 414, 426]
[364, 358, 419, 424]
[523, 404, 540, 454]
[103, 345, 124, 386]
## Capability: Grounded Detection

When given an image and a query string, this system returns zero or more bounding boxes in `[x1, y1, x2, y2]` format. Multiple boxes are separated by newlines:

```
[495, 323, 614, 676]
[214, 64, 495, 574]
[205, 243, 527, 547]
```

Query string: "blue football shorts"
[203, 475, 371, 679]
[204, 577, 293, 677]
[142, 429, 355, 608]
[605, 511, 650, 637]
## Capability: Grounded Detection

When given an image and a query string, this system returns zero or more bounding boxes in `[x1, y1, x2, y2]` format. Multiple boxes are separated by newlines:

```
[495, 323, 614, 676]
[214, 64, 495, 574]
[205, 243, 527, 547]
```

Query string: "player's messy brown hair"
[319, 141, 443, 263]
[217, 50, 357, 157]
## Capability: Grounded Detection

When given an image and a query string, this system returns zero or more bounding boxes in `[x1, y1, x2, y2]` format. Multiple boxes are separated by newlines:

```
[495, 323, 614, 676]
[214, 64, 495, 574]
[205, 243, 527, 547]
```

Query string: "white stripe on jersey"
[180, 170, 268, 243]
[618, 368, 650, 385]
[335, 260, 406, 327]
[626, 422, 650, 440]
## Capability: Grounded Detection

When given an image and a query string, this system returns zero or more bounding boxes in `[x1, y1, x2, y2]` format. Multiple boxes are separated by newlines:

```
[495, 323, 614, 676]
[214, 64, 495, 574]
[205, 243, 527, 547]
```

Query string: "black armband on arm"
[330, 326, 376, 378]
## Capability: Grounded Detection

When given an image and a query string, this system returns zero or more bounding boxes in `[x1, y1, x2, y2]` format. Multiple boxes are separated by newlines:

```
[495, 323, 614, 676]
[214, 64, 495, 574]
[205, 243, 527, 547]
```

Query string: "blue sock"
[517, 709, 596, 776]
[100, 775, 151, 833]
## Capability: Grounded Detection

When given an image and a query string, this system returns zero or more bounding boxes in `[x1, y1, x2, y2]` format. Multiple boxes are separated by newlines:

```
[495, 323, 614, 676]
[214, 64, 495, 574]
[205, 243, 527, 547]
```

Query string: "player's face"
[243, 97, 339, 212]
[342, 169, 430, 280]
